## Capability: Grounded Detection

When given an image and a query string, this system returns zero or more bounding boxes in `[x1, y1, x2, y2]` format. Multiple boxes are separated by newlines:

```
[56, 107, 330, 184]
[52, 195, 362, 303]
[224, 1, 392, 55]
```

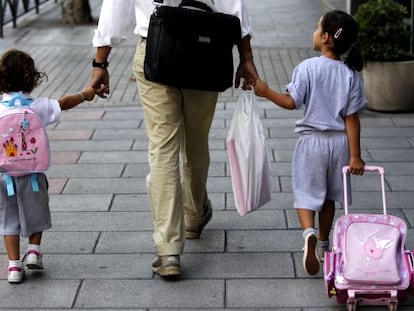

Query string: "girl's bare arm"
[58, 87, 95, 111]
[253, 78, 296, 110]
[345, 112, 365, 174]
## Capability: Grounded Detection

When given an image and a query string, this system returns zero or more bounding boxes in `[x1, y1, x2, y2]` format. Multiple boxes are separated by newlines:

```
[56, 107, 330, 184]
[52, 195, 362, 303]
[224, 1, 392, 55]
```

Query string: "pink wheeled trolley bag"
[324, 166, 414, 311]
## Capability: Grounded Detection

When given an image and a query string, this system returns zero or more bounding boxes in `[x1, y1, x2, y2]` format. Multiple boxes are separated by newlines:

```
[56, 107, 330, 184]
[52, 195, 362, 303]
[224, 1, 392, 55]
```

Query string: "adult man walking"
[89, 0, 258, 278]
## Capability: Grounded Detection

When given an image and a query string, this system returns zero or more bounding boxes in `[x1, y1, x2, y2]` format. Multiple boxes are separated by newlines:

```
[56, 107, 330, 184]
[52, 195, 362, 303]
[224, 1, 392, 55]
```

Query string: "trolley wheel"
[388, 301, 397, 311]
[347, 301, 356, 311]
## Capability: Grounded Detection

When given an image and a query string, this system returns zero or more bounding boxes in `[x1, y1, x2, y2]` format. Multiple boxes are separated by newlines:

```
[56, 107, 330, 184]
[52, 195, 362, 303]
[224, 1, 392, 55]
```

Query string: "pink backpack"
[325, 166, 412, 304]
[334, 214, 407, 287]
[0, 94, 50, 195]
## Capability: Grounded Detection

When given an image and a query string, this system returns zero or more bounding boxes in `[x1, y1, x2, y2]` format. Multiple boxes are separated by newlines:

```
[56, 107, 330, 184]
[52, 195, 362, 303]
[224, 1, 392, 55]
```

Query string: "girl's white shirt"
[92, 0, 252, 47]
[0, 92, 61, 127]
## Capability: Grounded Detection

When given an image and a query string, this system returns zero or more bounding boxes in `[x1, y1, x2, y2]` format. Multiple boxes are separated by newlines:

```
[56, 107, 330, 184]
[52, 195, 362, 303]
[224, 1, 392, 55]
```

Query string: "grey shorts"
[0, 173, 51, 238]
[292, 131, 351, 211]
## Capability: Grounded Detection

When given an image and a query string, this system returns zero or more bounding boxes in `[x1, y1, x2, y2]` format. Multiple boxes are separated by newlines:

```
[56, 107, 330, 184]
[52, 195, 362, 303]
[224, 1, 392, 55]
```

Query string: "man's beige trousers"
[133, 39, 218, 255]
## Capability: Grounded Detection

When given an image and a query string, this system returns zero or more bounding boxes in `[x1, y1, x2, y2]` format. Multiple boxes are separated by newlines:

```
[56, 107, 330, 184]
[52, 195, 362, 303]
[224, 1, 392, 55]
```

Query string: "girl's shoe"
[303, 233, 319, 275]
[8, 266, 24, 283]
[25, 250, 44, 269]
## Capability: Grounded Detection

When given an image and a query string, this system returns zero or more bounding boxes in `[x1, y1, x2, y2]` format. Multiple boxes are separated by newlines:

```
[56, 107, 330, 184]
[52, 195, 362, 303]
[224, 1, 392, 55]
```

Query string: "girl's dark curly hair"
[0, 49, 47, 94]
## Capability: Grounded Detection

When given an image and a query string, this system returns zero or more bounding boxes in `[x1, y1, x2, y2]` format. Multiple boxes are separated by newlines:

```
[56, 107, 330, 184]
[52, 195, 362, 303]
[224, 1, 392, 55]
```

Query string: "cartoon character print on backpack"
[19, 111, 30, 154]
[3, 111, 34, 157]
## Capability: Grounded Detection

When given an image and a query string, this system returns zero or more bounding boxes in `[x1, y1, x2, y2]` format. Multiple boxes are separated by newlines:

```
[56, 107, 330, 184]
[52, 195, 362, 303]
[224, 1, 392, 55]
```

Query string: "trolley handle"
[342, 165, 384, 175]
[342, 165, 387, 215]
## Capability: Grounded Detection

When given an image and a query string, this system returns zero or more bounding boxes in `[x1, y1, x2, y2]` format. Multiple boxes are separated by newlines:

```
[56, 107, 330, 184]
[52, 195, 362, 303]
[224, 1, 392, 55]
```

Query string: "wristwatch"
[92, 59, 109, 68]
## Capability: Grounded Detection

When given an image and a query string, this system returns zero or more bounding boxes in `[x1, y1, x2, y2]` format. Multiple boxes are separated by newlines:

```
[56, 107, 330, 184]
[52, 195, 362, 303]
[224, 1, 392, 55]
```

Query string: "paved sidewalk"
[0, 0, 414, 310]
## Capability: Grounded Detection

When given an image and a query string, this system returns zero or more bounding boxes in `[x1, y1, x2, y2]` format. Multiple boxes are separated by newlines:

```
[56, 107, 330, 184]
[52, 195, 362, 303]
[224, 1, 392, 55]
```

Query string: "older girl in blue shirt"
[254, 10, 366, 275]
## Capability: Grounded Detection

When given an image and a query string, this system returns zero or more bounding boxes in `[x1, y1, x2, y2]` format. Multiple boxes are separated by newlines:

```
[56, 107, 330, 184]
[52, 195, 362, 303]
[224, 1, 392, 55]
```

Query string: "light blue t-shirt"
[286, 56, 366, 133]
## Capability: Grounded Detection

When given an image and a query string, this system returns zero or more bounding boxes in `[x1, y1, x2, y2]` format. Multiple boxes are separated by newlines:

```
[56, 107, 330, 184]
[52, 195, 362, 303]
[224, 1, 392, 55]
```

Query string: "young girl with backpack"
[0, 49, 95, 283]
[253, 10, 366, 275]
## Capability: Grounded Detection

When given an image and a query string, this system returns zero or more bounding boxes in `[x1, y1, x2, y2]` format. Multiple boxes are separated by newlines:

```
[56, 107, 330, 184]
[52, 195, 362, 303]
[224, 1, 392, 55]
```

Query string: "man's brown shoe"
[185, 202, 212, 239]
[152, 255, 181, 277]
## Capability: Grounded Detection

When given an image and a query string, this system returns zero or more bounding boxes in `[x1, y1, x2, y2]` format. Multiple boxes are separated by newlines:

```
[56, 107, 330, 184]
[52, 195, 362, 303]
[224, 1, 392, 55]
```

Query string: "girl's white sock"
[8, 260, 22, 268]
[302, 227, 317, 239]
[27, 244, 40, 253]
[318, 239, 329, 247]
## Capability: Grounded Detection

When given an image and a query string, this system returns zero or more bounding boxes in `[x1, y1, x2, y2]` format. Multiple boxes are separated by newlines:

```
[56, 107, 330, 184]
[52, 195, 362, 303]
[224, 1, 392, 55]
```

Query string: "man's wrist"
[238, 35, 254, 63]
[240, 51, 254, 63]
[92, 59, 109, 68]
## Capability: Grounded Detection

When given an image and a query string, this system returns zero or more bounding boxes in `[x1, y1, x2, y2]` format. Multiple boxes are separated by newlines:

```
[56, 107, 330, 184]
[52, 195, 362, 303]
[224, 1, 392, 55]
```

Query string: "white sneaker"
[8, 266, 24, 283]
[25, 250, 44, 269]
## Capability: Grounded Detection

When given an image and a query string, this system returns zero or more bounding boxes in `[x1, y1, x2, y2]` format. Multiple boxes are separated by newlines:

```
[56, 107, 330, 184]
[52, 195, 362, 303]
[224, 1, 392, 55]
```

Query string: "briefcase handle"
[153, 0, 213, 13]
[180, 0, 214, 12]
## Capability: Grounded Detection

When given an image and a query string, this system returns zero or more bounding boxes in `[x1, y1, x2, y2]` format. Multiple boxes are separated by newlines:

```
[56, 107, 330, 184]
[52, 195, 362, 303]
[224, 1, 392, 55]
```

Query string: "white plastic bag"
[226, 90, 272, 216]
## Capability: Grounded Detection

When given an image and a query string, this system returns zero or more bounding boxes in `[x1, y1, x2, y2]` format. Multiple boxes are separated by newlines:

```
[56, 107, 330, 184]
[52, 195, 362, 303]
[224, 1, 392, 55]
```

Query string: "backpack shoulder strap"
[1, 93, 33, 107]
[3, 173, 40, 197]
[3, 175, 15, 196]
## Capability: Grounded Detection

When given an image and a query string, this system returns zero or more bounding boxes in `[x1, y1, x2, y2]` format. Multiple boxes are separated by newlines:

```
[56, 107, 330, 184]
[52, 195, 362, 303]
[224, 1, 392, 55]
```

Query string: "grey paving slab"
[102, 109, 145, 120]
[121, 163, 150, 177]
[50, 139, 134, 151]
[264, 192, 295, 209]
[41, 231, 99, 254]
[392, 116, 414, 127]
[75, 279, 225, 309]
[271, 162, 293, 176]
[63, 177, 147, 194]
[207, 210, 287, 230]
[401, 209, 414, 228]
[285, 208, 410, 231]
[361, 137, 413, 149]
[47, 164, 124, 178]
[226, 279, 332, 308]
[92, 128, 148, 140]
[362, 127, 414, 138]
[151, 309, 300, 311]
[227, 229, 303, 253]
[0, 280, 79, 309]
[34, 254, 154, 279]
[387, 176, 414, 191]
[95, 230, 224, 254]
[79, 150, 149, 164]
[206, 176, 233, 192]
[267, 137, 299, 150]
[132, 138, 151, 151]
[111, 193, 150, 211]
[8, 310, 145, 311]
[340, 191, 414, 211]
[49, 194, 113, 212]
[369, 149, 414, 162]
[184, 253, 294, 278]
[50, 211, 152, 231]
[55, 119, 141, 130]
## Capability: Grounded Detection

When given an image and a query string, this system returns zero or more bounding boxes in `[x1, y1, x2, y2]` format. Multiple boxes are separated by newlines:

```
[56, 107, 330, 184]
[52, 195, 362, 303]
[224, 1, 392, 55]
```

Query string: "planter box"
[363, 60, 414, 112]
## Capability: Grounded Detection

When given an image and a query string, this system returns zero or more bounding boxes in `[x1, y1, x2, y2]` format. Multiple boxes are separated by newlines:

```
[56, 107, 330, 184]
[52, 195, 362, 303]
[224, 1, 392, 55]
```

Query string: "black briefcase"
[144, 0, 241, 92]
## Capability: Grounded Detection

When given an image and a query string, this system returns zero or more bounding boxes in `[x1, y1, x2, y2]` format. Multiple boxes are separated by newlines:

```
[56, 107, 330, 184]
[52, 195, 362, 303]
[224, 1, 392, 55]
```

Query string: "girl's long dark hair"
[321, 10, 364, 71]
[0, 49, 47, 93]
